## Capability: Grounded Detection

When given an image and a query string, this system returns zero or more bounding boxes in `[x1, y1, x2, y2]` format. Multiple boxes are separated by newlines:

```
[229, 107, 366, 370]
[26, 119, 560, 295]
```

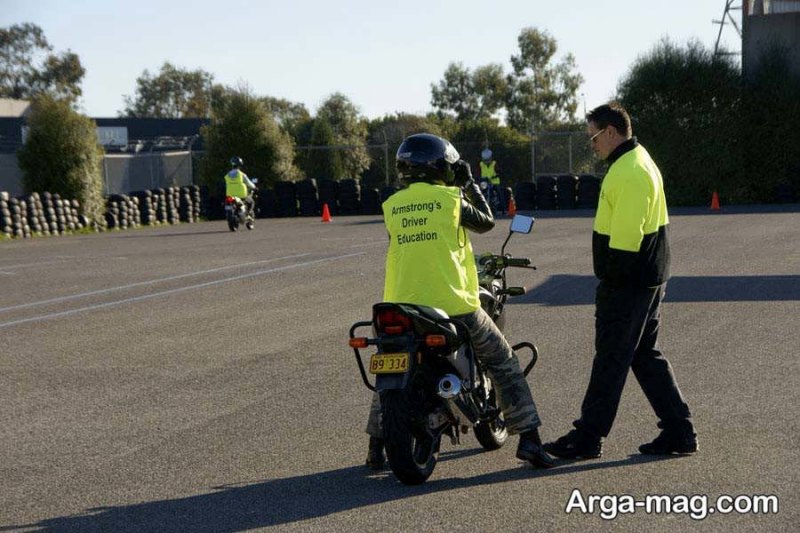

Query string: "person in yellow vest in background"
[225, 156, 256, 217]
[479, 148, 503, 214]
[363, 133, 555, 471]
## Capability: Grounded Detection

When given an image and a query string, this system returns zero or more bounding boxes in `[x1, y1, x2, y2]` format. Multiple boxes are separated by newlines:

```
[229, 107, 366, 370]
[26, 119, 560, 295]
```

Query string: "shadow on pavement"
[511, 274, 800, 306]
[3, 451, 677, 532]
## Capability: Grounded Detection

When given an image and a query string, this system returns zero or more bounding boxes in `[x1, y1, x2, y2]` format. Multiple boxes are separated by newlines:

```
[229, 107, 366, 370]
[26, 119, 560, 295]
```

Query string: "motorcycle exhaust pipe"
[437, 374, 462, 399]
[437, 374, 481, 424]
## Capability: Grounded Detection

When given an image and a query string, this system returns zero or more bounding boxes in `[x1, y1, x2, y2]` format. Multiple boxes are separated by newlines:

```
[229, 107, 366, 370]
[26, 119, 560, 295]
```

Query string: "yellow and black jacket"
[593, 139, 670, 288]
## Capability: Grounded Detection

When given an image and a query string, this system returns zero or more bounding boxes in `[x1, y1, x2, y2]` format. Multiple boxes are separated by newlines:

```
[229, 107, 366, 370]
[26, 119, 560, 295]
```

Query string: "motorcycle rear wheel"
[227, 213, 239, 232]
[381, 388, 439, 485]
[473, 380, 508, 450]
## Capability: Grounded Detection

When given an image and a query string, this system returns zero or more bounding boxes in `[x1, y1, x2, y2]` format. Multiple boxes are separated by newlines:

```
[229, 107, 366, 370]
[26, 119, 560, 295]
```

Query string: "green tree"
[17, 95, 104, 223]
[430, 27, 582, 133]
[306, 115, 344, 181]
[617, 38, 742, 205]
[316, 93, 370, 179]
[122, 62, 213, 118]
[0, 23, 85, 102]
[260, 96, 311, 138]
[741, 43, 800, 202]
[200, 88, 300, 193]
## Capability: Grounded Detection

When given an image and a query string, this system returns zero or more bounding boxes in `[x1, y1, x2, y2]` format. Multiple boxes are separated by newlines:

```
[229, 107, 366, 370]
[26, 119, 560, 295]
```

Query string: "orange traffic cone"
[710, 191, 720, 211]
[507, 196, 517, 217]
[321, 203, 332, 223]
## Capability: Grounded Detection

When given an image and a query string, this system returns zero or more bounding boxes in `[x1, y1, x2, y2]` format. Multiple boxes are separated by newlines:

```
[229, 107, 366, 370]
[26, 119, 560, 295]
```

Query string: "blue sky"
[2, 0, 743, 119]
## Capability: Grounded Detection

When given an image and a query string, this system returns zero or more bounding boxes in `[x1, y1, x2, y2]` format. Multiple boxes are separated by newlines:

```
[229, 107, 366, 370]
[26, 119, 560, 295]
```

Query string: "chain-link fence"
[102, 150, 196, 195]
[360, 131, 605, 190]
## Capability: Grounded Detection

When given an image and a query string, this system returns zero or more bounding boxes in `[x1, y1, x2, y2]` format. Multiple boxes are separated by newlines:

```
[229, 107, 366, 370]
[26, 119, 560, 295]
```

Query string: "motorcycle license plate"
[369, 353, 409, 374]
[225, 205, 233, 211]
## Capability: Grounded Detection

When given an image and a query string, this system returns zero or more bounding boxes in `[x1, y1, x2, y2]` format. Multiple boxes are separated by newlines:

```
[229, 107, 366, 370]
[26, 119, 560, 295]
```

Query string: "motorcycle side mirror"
[501, 215, 535, 256]
[509, 214, 534, 234]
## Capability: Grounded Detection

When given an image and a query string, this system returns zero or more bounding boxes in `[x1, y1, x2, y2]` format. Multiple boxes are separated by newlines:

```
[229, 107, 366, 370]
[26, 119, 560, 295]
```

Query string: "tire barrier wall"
[513, 174, 602, 211]
[1, 190, 89, 239]
[1, 185, 202, 239]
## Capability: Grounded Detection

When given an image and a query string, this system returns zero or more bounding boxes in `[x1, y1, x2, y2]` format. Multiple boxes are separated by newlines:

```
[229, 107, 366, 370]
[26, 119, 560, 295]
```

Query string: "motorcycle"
[478, 177, 503, 216]
[348, 214, 539, 485]
[224, 179, 257, 232]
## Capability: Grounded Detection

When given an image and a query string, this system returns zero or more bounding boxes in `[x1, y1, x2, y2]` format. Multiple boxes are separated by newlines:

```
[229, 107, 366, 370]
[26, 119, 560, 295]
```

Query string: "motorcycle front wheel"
[473, 379, 508, 450]
[380, 388, 439, 485]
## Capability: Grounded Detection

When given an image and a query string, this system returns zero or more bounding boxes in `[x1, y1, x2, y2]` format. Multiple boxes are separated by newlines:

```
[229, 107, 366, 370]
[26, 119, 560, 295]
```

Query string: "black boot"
[639, 429, 698, 455]
[516, 429, 557, 468]
[365, 437, 385, 470]
[544, 428, 603, 460]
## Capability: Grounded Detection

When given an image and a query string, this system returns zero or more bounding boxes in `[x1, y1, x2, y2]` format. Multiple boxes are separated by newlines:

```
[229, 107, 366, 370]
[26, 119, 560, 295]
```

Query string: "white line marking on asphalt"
[0, 253, 314, 314]
[0, 252, 364, 329]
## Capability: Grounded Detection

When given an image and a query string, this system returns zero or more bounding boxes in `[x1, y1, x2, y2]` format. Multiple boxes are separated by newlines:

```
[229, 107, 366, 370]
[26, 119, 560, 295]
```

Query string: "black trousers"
[575, 281, 693, 439]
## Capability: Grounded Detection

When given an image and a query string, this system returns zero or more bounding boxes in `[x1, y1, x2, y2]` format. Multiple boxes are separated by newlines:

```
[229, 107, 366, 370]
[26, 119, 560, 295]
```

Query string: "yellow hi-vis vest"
[225, 170, 248, 198]
[382, 182, 480, 316]
[480, 161, 499, 185]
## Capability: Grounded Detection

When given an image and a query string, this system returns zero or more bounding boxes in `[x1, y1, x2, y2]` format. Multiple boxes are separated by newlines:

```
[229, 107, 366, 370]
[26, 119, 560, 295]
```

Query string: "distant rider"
[364, 133, 555, 470]
[225, 156, 256, 216]
[479, 148, 502, 214]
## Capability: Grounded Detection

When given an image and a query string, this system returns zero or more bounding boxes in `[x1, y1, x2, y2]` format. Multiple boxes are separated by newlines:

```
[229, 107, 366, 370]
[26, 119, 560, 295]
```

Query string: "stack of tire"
[178, 186, 195, 223]
[21, 193, 50, 236]
[536, 176, 557, 210]
[296, 179, 320, 217]
[105, 194, 140, 230]
[131, 190, 158, 225]
[257, 187, 277, 218]
[577, 174, 601, 209]
[190, 185, 202, 221]
[0, 191, 12, 238]
[514, 181, 536, 211]
[318, 179, 338, 215]
[380, 186, 397, 204]
[40, 192, 61, 234]
[165, 187, 180, 224]
[337, 178, 361, 215]
[361, 187, 382, 215]
[774, 183, 796, 204]
[556, 175, 578, 209]
[274, 181, 297, 217]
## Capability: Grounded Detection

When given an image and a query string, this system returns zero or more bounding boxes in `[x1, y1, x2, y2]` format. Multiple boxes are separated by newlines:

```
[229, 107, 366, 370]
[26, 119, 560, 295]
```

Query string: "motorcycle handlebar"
[504, 257, 531, 268]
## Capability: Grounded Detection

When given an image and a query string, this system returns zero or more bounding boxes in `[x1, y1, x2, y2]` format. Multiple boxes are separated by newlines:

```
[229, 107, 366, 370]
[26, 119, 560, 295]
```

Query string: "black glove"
[452, 159, 473, 188]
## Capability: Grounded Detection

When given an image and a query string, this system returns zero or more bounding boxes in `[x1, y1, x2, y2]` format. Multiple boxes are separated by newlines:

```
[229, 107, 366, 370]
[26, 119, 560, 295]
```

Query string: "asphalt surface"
[1, 206, 798, 532]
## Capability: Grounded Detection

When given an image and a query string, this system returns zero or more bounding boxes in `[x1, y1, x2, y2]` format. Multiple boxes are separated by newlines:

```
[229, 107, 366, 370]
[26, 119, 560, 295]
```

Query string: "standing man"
[364, 133, 555, 470]
[545, 103, 697, 459]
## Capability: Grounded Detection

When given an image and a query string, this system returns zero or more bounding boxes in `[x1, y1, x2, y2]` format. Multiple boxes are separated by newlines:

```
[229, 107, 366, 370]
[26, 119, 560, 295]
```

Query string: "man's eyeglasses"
[590, 128, 606, 143]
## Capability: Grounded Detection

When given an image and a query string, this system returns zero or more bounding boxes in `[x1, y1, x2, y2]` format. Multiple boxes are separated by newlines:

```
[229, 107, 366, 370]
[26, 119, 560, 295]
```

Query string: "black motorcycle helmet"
[396, 134, 460, 185]
[230, 156, 243, 169]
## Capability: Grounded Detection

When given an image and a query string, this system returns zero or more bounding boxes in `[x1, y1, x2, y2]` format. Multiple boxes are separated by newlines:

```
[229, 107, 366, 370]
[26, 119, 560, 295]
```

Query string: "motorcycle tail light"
[375, 309, 412, 335]
[225, 196, 235, 204]
[425, 335, 447, 347]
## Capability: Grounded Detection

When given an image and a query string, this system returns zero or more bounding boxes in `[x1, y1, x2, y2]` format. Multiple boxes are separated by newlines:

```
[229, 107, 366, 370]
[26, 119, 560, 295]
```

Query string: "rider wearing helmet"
[225, 156, 256, 217]
[364, 133, 555, 470]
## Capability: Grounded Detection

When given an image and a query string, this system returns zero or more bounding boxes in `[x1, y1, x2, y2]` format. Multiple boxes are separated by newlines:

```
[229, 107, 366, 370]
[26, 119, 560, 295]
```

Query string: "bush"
[16, 95, 105, 223]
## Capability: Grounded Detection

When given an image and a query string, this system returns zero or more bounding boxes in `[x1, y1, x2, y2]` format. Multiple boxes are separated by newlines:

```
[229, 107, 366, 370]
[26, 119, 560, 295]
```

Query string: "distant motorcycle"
[349, 214, 539, 485]
[224, 179, 257, 232]
[478, 177, 503, 215]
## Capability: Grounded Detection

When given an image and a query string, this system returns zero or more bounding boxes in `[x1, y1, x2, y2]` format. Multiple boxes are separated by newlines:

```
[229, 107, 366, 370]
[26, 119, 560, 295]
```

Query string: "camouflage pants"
[366, 306, 541, 437]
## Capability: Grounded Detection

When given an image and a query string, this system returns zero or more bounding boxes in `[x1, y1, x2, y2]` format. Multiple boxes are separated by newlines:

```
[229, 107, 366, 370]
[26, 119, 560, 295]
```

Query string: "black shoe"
[365, 437, 385, 470]
[544, 429, 602, 460]
[639, 430, 698, 455]
[516, 430, 557, 468]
